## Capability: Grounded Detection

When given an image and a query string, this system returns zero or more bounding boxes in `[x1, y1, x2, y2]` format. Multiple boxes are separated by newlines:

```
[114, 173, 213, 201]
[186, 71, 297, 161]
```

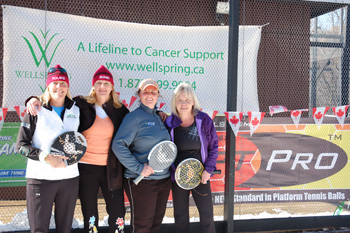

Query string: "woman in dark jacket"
[164, 83, 218, 233]
[74, 65, 129, 233]
[112, 79, 171, 233]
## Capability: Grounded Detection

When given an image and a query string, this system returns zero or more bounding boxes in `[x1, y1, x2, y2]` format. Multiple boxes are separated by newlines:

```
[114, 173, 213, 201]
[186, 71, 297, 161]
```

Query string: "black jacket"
[74, 96, 129, 190]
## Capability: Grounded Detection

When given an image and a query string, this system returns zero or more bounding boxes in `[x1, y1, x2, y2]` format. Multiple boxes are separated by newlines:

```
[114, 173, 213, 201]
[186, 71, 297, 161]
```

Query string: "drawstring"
[191, 182, 210, 197]
[128, 179, 135, 233]
[192, 187, 208, 197]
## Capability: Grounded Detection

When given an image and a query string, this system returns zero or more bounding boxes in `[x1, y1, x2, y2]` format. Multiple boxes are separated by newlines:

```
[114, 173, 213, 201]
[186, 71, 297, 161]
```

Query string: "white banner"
[3, 5, 261, 112]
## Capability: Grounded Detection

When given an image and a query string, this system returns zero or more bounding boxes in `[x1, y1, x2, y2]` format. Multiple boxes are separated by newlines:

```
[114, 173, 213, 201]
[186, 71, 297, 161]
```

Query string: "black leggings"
[78, 163, 125, 233]
[172, 181, 216, 233]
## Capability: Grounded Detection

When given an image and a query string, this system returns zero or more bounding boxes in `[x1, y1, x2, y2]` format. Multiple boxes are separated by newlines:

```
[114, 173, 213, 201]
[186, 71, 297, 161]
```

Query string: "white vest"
[26, 104, 80, 180]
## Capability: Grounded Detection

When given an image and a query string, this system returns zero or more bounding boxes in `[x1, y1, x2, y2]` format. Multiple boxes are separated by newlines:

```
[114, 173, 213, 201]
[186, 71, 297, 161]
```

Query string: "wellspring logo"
[17, 30, 65, 92]
[22, 30, 64, 68]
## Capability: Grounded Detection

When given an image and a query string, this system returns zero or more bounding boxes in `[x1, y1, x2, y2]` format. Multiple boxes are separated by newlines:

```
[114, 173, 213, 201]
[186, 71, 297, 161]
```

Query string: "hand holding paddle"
[45, 154, 69, 168]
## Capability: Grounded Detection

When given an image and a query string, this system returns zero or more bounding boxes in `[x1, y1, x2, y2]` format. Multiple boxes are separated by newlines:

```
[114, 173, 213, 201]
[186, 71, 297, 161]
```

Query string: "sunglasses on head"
[48, 67, 67, 74]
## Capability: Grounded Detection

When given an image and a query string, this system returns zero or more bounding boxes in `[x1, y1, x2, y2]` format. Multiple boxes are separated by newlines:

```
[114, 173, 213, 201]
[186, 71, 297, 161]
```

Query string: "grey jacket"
[112, 103, 171, 179]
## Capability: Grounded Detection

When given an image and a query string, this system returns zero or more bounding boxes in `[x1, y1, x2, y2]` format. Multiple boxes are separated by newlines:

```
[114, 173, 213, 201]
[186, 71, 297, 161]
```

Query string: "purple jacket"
[164, 110, 219, 175]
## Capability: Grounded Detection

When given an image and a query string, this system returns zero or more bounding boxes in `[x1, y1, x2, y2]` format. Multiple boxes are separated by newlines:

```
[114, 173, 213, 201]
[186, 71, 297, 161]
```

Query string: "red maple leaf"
[251, 117, 260, 126]
[122, 99, 128, 108]
[315, 111, 323, 120]
[292, 111, 300, 118]
[230, 115, 239, 126]
[337, 109, 344, 117]
[21, 111, 25, 117]
[0, 116, 2, 121]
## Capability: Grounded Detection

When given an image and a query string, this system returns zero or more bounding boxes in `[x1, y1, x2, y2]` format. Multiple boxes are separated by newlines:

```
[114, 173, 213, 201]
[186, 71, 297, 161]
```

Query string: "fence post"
[224, 0, 240, 233]
[341, 6, 350, 106]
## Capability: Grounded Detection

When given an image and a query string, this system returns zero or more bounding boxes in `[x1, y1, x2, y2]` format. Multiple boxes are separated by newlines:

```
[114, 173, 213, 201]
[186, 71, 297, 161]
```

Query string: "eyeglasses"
[141, 90, 159, 96]
[48, 67, 67, 74]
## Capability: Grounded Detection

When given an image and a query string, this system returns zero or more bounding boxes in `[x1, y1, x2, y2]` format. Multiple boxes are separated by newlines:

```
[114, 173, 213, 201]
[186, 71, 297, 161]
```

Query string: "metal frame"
[341, 6, 350, 105]
[3, 1, 350, 233]
[224, 0, 240, 233]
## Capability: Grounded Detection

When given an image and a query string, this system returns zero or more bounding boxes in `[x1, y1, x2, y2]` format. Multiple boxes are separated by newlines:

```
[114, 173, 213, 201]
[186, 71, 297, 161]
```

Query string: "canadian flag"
[290, 109, 308, 128]
[224, 112, 243, 136]
[201, 109, 219, 120]
[269, 105, 288, 116]
[14, 106, 27, 122]
[117, 92, 137, 109]
[332, 105, 349, 128]
[0, 108, 8, 132]
[312, 107, 330, 129]
[248, 111, 265, 136]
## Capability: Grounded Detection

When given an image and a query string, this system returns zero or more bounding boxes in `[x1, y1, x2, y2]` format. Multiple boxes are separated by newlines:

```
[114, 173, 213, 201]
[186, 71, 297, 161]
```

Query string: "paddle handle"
[212, 169, 221, 175]
[133, 175, 145, 185]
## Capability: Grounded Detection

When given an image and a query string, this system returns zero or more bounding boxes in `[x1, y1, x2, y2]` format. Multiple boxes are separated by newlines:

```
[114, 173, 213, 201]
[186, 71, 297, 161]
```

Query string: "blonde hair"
[86, 86, 122, 108]
[38, 86, 72, 106]
[170, 83, 201, 117]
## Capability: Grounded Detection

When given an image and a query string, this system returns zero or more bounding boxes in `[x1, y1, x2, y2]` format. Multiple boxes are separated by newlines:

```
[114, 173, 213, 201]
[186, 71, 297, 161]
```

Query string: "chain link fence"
[0, 0, 349, 232]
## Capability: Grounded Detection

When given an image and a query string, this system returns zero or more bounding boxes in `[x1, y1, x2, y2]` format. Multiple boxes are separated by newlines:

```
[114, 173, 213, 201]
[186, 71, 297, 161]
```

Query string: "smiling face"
[138, 86, 159, 109]
[94, 80, 113, 104]
[48, 81, 68, 106]
[175, 91, 194, 117]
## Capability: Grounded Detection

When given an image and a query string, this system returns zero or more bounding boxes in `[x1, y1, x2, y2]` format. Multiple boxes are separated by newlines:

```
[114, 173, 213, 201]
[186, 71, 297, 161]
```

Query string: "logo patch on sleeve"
[21, 122, 30, 129]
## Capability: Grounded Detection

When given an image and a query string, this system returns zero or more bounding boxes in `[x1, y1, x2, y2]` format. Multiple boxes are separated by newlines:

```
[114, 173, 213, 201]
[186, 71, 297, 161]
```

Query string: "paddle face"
[133, 140, 177, 185]
[50, 131, 87, 165]
[148, 141, 177, 172]
[175, 158, 204, 190]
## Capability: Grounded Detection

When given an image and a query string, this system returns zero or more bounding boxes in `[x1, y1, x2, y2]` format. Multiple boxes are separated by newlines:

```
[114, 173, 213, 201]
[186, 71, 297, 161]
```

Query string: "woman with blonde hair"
[165, 82, 218, 233]
[17, 65, 80, 233]
[74, 65, 128, 233]
[26, 65, 129, 233]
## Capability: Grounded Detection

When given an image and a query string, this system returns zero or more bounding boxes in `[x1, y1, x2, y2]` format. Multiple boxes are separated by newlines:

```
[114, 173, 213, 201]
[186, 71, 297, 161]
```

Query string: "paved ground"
[6, 227, 350, 233]
[1, 199, 350, 232]
[278, 230, 350, 233]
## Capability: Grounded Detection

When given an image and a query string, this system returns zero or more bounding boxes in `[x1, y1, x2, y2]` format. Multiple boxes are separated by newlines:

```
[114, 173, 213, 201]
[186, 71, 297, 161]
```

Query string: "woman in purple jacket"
[164, 83, 218, 233]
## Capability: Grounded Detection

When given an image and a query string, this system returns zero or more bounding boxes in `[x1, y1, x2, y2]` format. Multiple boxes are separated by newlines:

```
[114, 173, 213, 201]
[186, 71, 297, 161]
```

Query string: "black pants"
[26, 177, 79, 233]
[78, 163, 125, 233]
[124, 177, 171, 233]
[172, 181, 216, 233]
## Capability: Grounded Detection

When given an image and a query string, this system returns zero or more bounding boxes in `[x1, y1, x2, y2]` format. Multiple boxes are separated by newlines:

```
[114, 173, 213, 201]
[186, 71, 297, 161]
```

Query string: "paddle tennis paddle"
[50, 131, 87, 165]
[133, 140, 177, 185]
[175, 158, 221, 190]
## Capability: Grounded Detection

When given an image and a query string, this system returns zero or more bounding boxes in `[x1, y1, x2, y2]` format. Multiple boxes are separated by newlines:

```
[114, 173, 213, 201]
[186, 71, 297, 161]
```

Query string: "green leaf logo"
[38, 84, 46, 93]
[22, 30, 64, 68]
